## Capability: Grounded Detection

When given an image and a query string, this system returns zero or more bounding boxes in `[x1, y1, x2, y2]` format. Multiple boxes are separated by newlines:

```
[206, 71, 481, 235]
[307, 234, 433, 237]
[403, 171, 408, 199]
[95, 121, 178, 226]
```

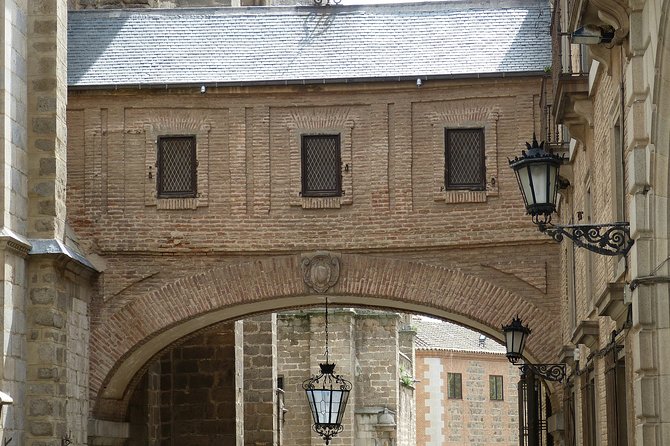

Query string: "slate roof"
[68, 0, 551, 88]
[414, 317, 506, 355]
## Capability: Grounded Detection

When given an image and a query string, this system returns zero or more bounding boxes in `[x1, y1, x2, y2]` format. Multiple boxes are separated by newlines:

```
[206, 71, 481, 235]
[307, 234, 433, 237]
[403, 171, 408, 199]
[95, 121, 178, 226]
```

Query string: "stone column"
[626, 2, 668, 445]
[27, 0, 68, 241]
[23, 2, 99, 446]
[242, 314, 277, 445]
[0, 0, 30, 443]
[26, 255, 94, 446]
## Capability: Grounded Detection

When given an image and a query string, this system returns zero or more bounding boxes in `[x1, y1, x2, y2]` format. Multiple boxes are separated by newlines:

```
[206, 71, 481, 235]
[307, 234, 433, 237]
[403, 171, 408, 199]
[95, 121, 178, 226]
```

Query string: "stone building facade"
[540, 0, 670, 443]
[414, 318, 519, 446]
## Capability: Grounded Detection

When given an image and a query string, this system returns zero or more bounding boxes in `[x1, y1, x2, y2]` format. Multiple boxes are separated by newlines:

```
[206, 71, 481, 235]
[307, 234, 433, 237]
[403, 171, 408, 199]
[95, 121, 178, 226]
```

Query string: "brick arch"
[91, 253, 559, 420]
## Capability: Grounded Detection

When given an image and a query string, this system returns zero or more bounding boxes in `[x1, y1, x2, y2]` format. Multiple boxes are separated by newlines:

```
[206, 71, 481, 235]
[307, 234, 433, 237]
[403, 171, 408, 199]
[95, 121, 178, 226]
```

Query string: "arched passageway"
[91, 252, 561, 421]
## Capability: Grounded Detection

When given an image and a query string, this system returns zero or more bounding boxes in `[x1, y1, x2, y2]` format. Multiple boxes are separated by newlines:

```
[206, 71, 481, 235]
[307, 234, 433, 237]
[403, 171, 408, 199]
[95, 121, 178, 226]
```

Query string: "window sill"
[300, 196, 342, 209]
[442, 190, 487, 204]
[156, 197, 199, 210]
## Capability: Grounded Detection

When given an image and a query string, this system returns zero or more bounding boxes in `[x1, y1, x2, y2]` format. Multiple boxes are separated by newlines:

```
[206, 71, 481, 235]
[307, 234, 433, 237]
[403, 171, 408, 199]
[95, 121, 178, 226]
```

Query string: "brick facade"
[64, 80, 564, 423]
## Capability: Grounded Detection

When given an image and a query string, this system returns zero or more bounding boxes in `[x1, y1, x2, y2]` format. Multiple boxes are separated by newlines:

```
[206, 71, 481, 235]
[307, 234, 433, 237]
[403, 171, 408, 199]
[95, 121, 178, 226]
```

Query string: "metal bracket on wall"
[538, 221, 633, 256]
[519, 363, 567, 383]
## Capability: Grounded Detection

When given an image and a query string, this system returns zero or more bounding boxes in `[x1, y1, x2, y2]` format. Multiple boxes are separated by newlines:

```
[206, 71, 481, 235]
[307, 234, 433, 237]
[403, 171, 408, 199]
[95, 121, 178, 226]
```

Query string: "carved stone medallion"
[301, 251, 341, 294]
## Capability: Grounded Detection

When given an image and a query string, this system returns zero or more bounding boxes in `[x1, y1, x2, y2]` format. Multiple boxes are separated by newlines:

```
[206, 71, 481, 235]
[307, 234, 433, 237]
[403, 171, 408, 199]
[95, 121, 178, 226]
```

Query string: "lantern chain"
[325, 297, 329, 364]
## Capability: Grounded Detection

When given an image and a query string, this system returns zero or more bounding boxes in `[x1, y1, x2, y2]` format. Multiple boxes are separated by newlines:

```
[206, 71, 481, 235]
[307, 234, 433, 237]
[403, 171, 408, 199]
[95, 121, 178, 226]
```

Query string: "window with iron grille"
[157, 136, 197, 198]
[444, 128, 485, 190]
[447, 372, 462, 399]
[490, 375, 504, 400]
[301, 134, 342, 197]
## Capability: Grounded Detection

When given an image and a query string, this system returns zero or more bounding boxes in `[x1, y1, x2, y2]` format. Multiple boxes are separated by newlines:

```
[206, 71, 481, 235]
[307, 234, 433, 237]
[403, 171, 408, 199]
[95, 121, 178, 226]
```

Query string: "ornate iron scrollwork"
[538, 222, 633, 256]
[520, 363, 566, 383]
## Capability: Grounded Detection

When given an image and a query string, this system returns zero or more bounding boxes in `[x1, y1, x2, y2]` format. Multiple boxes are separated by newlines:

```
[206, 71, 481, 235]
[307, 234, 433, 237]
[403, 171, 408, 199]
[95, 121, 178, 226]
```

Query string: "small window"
[490, 375, 504, 400]
[301, 134, 342, 197]
[445, 128, 485, 190]
[447, 372, 462, 399]
[157, 136, 197, 198]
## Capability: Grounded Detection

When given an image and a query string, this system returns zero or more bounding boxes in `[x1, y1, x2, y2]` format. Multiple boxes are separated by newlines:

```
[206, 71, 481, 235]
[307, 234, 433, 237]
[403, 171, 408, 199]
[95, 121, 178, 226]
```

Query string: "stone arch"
[91, 253, 560, 420]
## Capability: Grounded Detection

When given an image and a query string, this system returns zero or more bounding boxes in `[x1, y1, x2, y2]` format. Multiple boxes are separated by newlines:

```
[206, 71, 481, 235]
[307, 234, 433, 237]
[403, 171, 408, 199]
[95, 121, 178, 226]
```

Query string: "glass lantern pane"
[548, 163, 558, 205]
[505, 330, 514, 354]
[518, 166, 535, 206]
[530, 164, 549, 204]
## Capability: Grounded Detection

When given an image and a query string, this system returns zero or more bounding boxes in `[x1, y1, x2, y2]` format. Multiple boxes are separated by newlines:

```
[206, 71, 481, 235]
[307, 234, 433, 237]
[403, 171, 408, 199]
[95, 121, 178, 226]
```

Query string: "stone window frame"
[289, 124, 353, 209]
[447, 372, 462, 399]
[431, 108, 500, 204]
[144, 123, 211, 210]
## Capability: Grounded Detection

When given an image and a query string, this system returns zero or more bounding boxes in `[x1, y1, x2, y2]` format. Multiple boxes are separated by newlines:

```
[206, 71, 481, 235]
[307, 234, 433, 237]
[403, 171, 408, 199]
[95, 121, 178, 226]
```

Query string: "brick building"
[10, 0, 670, 444]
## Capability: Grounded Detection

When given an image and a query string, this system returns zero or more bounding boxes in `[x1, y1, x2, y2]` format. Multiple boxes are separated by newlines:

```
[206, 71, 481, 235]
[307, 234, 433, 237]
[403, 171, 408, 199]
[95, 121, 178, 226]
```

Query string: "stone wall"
[128, 323, 238, 445]
[277, 309, 413, 446]
[242, 314, 277, 446]
[0, 2, 30, 442]
[26, 258, 93, 446]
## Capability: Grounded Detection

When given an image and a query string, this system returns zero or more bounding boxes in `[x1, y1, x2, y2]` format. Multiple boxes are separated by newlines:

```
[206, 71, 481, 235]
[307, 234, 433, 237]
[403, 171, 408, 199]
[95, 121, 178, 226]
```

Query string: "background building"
[414, 317, 519, 446]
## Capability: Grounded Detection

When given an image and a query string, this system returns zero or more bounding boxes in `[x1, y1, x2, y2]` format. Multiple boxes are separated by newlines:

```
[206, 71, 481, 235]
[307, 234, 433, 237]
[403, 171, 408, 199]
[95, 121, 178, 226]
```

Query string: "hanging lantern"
[303, 300, 352, 445]
[509, 135, 564, 225]
[303, 362, 352, 444]
[502, 316, 531, 364]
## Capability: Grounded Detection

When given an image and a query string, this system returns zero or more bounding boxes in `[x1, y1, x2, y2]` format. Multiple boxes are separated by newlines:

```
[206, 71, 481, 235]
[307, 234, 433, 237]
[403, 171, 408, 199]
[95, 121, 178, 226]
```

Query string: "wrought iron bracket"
[519, 363, 567, 383]
[538, 222, 633, 256]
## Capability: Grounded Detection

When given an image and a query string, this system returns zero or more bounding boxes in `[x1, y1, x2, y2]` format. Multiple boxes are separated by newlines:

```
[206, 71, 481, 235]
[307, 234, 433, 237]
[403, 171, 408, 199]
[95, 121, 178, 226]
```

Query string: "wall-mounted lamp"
[0, 391, 12, 417]
[509, 135, 633, 256]
[502, 316, 566, 382]
[571, 25, 615, 45]
[0, 390, 13, 446]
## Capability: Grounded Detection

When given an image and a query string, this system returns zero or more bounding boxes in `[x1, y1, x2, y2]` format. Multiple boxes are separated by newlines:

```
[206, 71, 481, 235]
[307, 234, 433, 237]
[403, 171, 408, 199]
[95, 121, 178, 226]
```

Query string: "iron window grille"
[490, 375, 504, 400]
[447, 372, 462, 399]
[301, 134, 342, 197]
[445, 128, 486, 190]
[157, 136, 197, 198]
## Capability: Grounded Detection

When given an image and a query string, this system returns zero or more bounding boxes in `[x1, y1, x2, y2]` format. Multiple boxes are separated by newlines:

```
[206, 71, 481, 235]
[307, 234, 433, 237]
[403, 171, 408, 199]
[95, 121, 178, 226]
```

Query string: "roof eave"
[67, 70, 549, 91]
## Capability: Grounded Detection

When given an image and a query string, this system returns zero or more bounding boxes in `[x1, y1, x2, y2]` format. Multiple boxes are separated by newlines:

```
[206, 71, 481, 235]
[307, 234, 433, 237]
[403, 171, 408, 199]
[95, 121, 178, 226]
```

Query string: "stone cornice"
[28, 238, 99, 279]
[0, 228, 32, 258]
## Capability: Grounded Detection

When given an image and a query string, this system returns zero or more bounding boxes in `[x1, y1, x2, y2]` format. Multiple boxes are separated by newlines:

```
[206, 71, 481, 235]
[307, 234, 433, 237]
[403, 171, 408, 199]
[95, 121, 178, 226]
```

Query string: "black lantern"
[509, 135, 634, 256]
[502, 316, 566, 382]
[303, 300, 351, 445]
[508, 135, 564, 225]
[502, 316, 531, 364]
